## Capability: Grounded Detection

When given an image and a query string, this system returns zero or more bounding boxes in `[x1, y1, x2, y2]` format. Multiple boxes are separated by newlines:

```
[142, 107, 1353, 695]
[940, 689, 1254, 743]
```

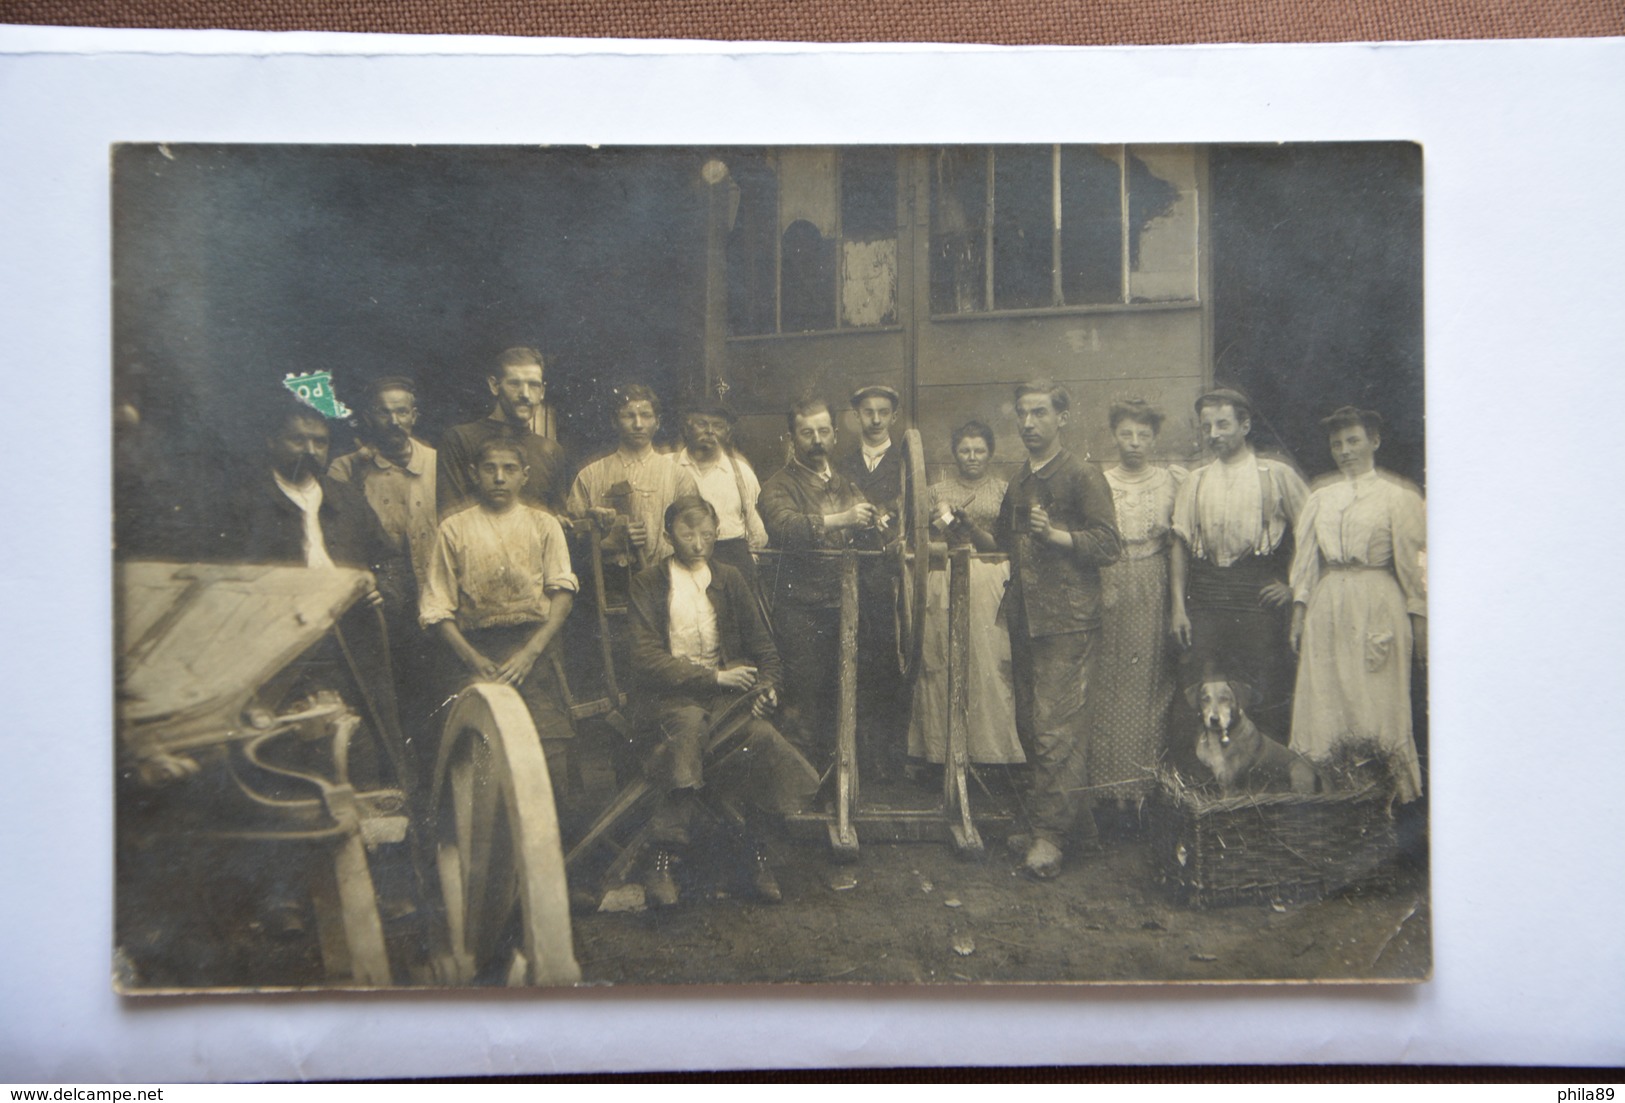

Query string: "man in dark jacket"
[437, 346, 569, 516]
[758, 397, 877, 764]
[834, 384, 907, 779]
[215, 393, 405, 609]
[627, 496, 820, 908]
[995, 381, 1123, 880]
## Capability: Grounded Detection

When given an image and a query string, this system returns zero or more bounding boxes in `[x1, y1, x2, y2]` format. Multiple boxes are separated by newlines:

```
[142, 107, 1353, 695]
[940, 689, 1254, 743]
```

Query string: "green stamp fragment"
[282, 371, 351, 419]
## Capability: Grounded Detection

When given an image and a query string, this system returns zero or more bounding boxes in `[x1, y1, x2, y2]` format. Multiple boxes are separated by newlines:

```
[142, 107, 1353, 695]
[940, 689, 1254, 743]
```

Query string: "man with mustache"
[215, 391, 404, 611]
[758, 396, 876, 765]
[329, 377, 438, 602]
[436, 347, 568, 516]
[329, 377, 440, 766]
[995, 381, 1122, 881]
[672, 397, 768, 589]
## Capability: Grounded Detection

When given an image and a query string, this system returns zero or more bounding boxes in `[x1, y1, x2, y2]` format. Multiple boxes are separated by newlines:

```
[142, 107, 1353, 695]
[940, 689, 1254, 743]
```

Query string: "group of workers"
[171, 344, 1426, 905]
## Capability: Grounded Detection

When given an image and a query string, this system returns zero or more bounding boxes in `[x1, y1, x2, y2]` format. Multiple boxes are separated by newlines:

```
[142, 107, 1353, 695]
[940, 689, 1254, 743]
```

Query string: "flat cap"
[849, 384, 901, 409]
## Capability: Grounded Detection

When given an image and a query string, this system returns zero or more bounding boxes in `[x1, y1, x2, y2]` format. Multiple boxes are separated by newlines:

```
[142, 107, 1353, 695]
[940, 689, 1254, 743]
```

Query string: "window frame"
[928, 143, 1203, 322]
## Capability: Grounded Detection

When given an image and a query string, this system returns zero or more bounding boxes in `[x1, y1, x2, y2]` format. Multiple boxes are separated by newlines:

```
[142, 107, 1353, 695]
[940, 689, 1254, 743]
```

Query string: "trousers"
[645, 689, 821, 845]
[772, 602, 842, 765]
[1009, 626, 1101, 848]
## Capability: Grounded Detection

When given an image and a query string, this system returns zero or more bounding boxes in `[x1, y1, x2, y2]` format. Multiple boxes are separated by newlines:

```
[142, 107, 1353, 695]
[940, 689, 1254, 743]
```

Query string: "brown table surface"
[1, 0, 1621, 44]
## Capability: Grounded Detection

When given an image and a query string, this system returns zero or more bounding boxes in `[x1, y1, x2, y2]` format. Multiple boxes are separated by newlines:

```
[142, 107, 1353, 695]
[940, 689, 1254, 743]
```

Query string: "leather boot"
[645, 848, 680, 908]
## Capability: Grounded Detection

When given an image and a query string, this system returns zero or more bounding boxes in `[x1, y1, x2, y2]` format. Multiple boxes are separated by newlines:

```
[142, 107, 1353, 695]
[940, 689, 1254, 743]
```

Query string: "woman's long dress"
[1288, 470, 1426, 802]
[907, 475, 1024, 764]
[1090, 464, 1186, 799]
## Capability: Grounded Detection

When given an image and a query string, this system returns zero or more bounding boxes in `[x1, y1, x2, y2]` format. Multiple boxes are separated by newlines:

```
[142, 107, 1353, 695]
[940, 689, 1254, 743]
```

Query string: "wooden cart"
[116, 561, 580, 988]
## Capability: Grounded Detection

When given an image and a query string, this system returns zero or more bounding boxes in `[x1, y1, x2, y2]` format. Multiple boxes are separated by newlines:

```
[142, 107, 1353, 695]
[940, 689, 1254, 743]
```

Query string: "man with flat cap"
[835, 383, 907, 779]
[673, 395, 768, 589]
[1170, 386, 1309, 737]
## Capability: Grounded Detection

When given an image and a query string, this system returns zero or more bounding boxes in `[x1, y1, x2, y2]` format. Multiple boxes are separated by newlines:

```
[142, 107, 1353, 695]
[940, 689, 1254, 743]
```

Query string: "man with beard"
[1169, 387, 1308, 737]
[329, 378, 440, 769]
[995, 381, 1121, 881]
[672, 397, 768, 587]
[200, 391, 407, 938]
[758, 397, 876, 765]
[215, 391, 404, 609]
[329, 377, 438, 601]
[437, 347, 568, 516]
[568, 384, 698, 567]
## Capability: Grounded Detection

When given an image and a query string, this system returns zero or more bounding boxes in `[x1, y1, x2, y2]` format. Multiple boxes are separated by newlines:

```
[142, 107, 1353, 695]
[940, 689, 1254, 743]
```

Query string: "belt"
[1326, 562, 1388, 572]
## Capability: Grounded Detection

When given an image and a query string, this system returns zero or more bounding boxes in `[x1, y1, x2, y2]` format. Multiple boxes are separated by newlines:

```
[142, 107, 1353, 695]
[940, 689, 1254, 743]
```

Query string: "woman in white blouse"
[1288, 407, 1427, 802]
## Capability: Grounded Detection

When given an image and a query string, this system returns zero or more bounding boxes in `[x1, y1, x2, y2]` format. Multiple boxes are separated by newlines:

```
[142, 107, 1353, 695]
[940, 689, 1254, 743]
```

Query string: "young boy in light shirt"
[420, 438, 579, 773]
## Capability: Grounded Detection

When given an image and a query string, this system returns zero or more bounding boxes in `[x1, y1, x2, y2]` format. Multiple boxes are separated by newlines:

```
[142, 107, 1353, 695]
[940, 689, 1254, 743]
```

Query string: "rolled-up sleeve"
[419, 525, 460, 628]
[537, 512, 580, 594]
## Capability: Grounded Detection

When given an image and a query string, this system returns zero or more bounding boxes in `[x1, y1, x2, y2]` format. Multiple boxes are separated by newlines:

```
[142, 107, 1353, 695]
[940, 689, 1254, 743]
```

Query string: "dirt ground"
[117, 763, 1429, 991]
[568, 793, 1431, 987]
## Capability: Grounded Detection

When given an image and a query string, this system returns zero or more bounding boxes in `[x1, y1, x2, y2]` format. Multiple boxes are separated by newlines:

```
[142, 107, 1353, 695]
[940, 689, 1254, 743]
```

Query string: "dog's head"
[1185, 678, 1254, 746]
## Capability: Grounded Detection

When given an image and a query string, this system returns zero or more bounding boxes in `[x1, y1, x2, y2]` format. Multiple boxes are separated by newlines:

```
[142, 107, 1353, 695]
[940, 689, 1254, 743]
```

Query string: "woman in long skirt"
[1288, 406, 1426, 802]
[907, 420, 1024, 765]
[1091, 400, 1186, 802]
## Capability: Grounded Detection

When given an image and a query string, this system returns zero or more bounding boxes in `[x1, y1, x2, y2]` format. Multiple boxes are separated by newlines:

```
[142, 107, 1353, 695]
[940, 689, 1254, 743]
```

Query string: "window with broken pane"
[930, 145, 1200, 314]
[726, 147, 901, 336]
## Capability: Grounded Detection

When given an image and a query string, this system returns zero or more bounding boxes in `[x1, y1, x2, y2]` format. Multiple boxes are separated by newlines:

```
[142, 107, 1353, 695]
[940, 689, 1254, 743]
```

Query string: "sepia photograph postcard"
[4, 23, 1623, 1080]
[112, 138, 1429, 991]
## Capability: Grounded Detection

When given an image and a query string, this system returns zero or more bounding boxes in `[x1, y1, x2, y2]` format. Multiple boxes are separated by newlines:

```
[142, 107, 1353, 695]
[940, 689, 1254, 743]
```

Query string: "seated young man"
[626, 496, 821, 908]
[419, 438, 579, 779]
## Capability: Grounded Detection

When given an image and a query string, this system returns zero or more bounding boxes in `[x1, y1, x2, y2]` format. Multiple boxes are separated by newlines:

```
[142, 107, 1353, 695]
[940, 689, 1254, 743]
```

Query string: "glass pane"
[1127, 146, 1199, 302]
[780, 219, 836, 333]
[992, 146, 1054, 311]
[839, 148, 897, 326]
[726, 154, 779, 336]
[930, 147, 986, 315]
[840, 148, 897, 241]
[1060, 145, 1123, 305]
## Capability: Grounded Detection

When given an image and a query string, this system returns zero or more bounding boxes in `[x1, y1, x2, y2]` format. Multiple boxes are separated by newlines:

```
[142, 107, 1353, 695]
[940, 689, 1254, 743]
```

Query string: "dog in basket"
[1187, 676, 1325, 797]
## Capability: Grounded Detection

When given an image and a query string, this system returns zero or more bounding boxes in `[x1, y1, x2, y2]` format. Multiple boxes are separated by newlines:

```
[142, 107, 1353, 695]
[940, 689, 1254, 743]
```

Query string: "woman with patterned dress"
[1288, 407, 1426, 802]
[1091, 400, 1187, 802]
[907, 421, 1024, 765]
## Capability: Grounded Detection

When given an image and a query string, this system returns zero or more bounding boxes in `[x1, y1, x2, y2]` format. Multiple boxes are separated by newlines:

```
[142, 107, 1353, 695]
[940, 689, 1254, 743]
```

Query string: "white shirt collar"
[273, 470, 321, 508]
[669, 557, 712, 589]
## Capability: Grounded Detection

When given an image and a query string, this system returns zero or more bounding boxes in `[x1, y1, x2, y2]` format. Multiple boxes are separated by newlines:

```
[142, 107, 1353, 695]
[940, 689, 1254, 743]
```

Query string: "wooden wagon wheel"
[429, 684, 581, 986]
[895, 427, 931, 682]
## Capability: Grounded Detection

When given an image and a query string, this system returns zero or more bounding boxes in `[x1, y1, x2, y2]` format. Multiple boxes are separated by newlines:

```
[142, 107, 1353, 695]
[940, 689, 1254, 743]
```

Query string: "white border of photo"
[1, 25, 1622, 1080]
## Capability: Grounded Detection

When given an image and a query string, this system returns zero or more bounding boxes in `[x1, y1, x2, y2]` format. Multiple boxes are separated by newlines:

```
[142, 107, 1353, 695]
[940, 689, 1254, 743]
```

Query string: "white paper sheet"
[0, 24, 1622, 1080]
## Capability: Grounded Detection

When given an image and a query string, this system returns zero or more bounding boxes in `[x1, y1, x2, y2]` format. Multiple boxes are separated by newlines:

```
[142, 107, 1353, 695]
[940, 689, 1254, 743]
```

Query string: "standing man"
[568, 384, 698, 567]
[836, 384, 904, 520]
[673, 397, 768, 587]
[216, 392, 404, 610]
[1169, 387, 1309, 738]
[329, 377, 438, 602]
[835, 384, 906, 779]
[328, 376, 440, 766]
[758, 397, 876, 765]
[437, 347, 569, 516]
[995, 381, 1122, 881]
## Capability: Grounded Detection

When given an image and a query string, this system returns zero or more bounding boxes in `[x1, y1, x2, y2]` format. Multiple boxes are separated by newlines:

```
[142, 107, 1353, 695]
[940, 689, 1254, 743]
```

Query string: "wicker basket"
[1149, 766, 1400, 908]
